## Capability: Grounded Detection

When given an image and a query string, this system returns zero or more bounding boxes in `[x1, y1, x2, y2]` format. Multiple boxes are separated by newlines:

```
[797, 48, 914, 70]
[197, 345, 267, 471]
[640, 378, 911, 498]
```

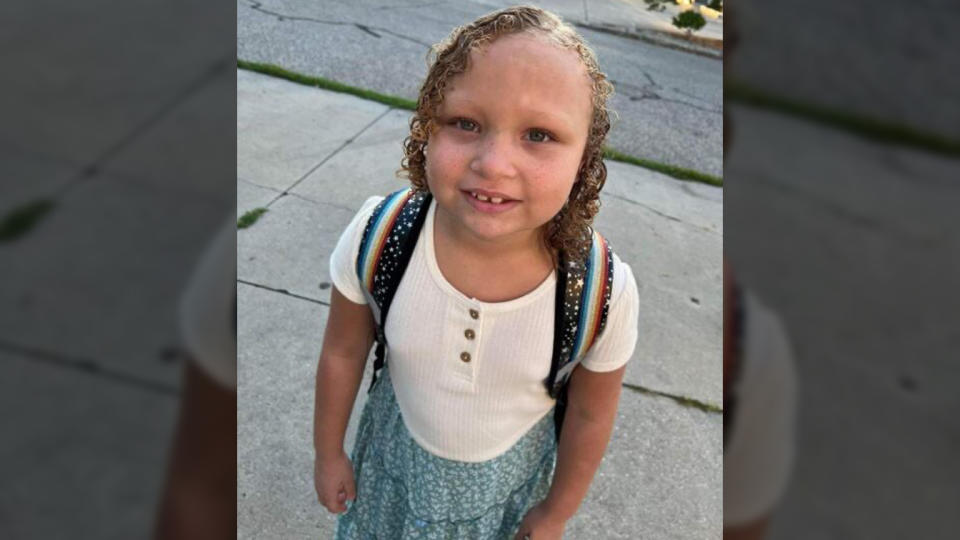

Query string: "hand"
[513, 502, 567, 540]
[314, 451, 356, 514]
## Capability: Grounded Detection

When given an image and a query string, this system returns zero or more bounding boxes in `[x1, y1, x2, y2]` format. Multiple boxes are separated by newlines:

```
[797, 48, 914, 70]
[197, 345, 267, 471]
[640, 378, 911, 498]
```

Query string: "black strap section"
[553, 379, 570, 441]
[545, 249, 570, 399]
[548, 234, 615, 442]
[723, 284, 745, 452]
[367, 191, 432, 392]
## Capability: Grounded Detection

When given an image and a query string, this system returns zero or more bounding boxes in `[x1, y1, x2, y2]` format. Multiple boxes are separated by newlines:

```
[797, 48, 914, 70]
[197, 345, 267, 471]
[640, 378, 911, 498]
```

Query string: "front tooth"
[490, 197, 503, 204]
[476, 193, 490, 202]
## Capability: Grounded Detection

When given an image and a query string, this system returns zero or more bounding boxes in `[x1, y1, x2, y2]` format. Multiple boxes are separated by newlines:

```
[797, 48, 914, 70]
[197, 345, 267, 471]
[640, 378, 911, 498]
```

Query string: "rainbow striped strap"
[355, 187, 431, 326]
[548, 229, 615, 396]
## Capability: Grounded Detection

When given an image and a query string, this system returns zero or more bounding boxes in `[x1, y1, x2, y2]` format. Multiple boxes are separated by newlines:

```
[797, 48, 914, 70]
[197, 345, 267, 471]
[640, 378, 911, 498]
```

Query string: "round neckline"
[423, 198, 556, 313]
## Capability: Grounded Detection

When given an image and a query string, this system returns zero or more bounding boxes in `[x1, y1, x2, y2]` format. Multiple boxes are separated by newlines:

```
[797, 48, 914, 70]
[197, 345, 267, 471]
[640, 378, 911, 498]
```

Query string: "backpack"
[355, 188, 614, 441]
[723, 284, 745, 452]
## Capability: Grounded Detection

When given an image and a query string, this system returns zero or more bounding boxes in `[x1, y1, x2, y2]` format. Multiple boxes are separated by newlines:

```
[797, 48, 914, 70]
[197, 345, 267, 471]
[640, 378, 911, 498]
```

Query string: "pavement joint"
[0, 54, 234, 244]
[237, 278, 330, 307]
[0, 339, 180, 397]
[604, 191, 720, 235]
[266, 107, 395, 207]
[60, 55, 234, 199]
[282, 192, 357, 214]
[239, 177, 283, 194]
[232, 279, 721, 414]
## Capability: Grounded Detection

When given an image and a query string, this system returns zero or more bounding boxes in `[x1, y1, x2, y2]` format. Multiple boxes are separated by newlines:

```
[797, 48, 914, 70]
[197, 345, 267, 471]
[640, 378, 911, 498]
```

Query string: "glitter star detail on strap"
[547, 229, 614, 397]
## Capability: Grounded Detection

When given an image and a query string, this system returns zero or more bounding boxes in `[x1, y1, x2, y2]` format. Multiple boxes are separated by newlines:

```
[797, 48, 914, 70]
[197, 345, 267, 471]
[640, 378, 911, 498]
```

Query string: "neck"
[434, 204, 552, 264]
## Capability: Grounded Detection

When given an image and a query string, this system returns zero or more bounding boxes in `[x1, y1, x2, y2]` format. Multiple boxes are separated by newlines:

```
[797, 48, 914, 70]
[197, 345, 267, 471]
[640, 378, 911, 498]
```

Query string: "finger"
[344, 473, 357, 501]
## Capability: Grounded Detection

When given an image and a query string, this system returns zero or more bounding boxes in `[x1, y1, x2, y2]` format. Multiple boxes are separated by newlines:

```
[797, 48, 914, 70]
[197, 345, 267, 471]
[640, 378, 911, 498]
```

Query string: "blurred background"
[2, 0, 958, 538]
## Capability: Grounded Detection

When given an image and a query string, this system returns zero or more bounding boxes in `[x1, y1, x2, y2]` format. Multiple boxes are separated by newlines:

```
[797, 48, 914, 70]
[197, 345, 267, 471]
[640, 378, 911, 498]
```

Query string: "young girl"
[314, 6, 639, 539]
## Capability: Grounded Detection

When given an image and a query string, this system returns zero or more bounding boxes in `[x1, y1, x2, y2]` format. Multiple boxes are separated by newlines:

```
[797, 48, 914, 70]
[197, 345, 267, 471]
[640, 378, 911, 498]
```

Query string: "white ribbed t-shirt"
[724, 291, 797, 526]
[330, 196, 640, 462]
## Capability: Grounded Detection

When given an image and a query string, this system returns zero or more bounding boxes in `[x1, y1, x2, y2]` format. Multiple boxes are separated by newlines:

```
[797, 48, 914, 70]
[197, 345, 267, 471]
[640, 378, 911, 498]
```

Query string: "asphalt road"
[237, 0, 724, 178]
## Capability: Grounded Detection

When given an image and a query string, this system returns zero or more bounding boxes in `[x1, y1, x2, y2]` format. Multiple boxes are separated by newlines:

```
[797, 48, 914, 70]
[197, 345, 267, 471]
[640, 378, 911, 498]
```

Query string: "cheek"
[425, 140, 469, 183]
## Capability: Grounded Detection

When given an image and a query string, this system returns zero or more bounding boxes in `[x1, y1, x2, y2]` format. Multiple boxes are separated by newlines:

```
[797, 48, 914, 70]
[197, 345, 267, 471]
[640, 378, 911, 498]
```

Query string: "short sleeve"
[723, 292, 797, 526]
[580, 254, 640, 373]
[329, 195, 384, 304]
[179, 218, 237, 389]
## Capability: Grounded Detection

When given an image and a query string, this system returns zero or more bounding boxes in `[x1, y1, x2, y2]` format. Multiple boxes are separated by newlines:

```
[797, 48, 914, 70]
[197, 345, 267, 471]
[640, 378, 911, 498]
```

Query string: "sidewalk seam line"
[238, 278, 330, 306]
[62, 55, 233, 199]
[267, 107, 394, 208]
[0, 339, 180, 397]
[604, 191, 720, 234]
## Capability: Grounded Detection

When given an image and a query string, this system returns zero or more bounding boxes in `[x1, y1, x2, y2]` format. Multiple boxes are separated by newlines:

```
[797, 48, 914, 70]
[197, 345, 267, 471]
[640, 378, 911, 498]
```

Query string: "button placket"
[454, 304, 481, 381]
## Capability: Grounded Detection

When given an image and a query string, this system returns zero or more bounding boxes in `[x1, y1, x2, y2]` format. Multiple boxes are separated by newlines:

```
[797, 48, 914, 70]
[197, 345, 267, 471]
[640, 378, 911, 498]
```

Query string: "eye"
[454, 118, 479, 132]
[526, 128, 554, 143]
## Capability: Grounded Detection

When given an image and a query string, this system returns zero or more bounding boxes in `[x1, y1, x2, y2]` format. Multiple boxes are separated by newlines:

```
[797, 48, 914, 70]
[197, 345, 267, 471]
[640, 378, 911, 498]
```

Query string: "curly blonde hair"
[399, 5, 614, 261]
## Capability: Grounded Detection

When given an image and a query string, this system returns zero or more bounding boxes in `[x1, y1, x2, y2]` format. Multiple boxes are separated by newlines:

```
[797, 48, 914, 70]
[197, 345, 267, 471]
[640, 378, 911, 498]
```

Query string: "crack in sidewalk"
[0, 339, 180, 397]
[604, 192, 720, 235]
[611, 78, 721, 115]
[244, 1, 432, 47]
[238, 278, 330, 307]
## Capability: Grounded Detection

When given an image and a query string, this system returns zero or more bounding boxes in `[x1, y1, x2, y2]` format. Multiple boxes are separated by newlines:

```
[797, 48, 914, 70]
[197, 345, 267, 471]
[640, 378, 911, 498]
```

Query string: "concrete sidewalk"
[237, 69, 722, 538]
[238, 0, 724, 178]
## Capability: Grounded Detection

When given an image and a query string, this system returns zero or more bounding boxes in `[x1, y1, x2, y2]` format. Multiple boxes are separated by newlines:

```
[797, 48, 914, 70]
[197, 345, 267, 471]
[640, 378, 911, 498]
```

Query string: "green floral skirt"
[335, 368, 557, 539]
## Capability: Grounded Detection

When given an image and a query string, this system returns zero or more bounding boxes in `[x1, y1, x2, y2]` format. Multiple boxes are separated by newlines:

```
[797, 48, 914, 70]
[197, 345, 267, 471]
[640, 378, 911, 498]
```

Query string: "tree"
[672, 11, 706, 36]
[708, 0, 723, 11]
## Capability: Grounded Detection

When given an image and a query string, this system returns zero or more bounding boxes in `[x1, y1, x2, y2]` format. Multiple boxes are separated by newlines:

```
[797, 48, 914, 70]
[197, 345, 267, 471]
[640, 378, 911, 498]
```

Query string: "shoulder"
[354, 195, 386, 224]
[724, 290, 797, 525]
[608, 251, 638, 306]
[739, 291, 795, 392]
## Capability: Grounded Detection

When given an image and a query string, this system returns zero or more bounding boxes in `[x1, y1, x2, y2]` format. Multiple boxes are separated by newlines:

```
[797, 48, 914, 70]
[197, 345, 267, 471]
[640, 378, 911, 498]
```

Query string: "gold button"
[460, 352, 471, 363]
[464, 329, 475, 340]
[469, 309, 479, 319]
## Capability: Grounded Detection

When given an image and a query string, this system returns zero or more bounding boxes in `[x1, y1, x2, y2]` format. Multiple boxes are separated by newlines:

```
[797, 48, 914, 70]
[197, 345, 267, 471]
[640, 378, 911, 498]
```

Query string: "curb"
[575, 22, 722, 60]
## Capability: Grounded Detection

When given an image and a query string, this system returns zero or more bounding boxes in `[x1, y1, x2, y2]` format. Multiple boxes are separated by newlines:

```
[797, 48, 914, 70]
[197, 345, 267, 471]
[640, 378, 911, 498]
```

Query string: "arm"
[724, 517, 770, 540]
[154, 361, 236, 540]
[515, 364, 626, 538]
[313, 286, 375, 512]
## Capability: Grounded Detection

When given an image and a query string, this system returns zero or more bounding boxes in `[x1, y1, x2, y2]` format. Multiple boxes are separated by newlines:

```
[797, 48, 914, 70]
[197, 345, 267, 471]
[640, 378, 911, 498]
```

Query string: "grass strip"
[727, 80, 960, 157]
[238, 207, 268, 229]
[238, 60, 723, 187]
[238, 60, 417, 110]
[603, 148, 723, 186]
[0, 199, 56, 243]
[623, 382, 722, 413]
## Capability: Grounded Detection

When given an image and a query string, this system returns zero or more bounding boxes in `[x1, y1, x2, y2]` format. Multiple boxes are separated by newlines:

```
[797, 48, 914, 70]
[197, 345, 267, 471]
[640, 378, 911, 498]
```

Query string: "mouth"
[461, 189, 520, 214]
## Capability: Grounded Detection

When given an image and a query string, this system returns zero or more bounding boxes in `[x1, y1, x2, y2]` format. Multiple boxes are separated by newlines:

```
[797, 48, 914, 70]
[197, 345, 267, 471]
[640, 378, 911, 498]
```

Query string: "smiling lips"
[461, 189, 520, 214]
[463, 189, 517, 205]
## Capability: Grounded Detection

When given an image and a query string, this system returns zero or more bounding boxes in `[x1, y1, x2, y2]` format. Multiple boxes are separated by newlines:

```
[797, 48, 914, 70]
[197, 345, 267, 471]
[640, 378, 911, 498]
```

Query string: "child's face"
[425, 33, 593, 248]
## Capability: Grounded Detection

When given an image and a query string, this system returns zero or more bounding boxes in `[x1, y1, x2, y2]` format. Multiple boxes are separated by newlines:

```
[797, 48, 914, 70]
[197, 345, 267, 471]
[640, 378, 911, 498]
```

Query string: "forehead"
[440, 33, 593, 121]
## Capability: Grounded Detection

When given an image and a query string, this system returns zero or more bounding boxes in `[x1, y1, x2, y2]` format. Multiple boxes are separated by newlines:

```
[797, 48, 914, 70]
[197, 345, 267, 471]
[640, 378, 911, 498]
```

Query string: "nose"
[469, 132, 519, 180]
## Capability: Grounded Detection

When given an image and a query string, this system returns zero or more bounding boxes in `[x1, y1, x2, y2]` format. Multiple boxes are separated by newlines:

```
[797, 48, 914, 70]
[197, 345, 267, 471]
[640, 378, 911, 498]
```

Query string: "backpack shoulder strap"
[547, 229, 615, 439]
[723, 283, 746, 452]
[355, 187, 432, 390]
